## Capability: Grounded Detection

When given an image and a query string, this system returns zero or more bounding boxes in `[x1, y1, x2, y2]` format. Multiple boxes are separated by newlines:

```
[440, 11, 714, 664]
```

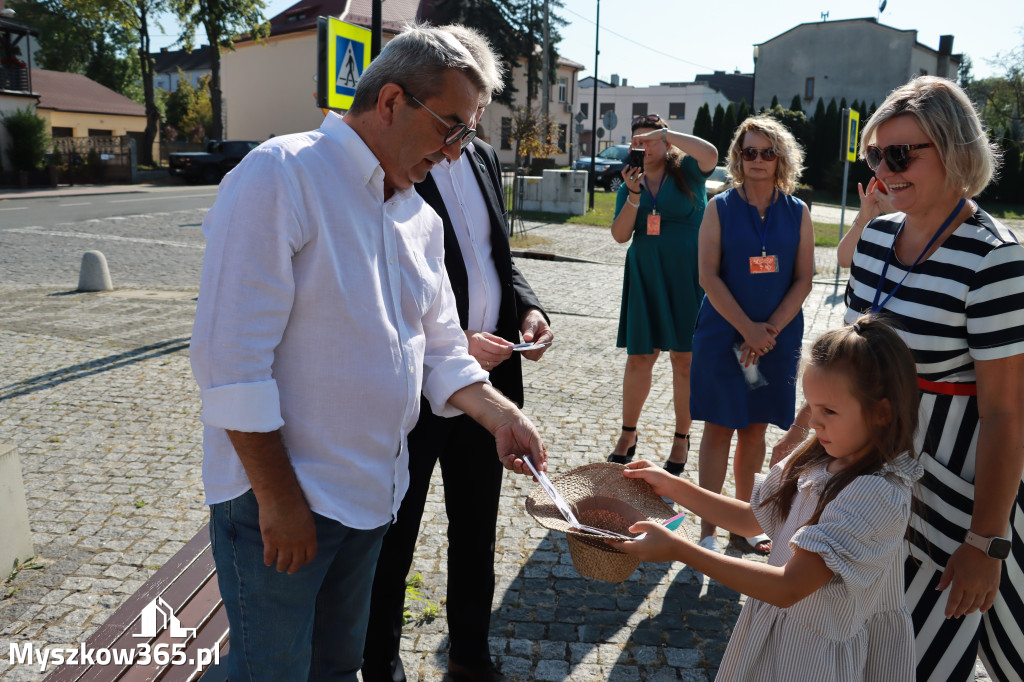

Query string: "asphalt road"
[0, 185, 218, 230]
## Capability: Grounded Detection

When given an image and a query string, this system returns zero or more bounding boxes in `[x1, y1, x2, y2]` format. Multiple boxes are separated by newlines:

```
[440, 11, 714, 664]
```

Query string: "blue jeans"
[210, 489, 388, 682]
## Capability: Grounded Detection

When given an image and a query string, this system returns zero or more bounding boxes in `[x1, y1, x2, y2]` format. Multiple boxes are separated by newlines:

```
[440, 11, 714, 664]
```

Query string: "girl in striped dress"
[617, 317, 922, 681]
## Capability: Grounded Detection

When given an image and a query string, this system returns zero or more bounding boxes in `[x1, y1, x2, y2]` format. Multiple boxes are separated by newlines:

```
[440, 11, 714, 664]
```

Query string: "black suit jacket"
[415, 138, 545, 407]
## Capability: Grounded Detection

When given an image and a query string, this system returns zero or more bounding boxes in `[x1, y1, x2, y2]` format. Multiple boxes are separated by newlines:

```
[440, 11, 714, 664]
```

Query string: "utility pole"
[541, 0, 550, 119]
[371, 0, 382, 58]
[588, 0, 600, 210]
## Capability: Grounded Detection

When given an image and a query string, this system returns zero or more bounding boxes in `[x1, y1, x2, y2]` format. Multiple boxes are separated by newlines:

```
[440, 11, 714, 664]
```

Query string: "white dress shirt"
[190, 112, 489, 530]
[430, 144, 503, 334]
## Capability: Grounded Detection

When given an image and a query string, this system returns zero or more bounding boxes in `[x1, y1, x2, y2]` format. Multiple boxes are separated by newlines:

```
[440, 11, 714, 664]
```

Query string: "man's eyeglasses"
[864, 143, 934, 173]
[631, 114, 662, 127]
[408, 94, 476, 149]
[740, 147, 778, 162]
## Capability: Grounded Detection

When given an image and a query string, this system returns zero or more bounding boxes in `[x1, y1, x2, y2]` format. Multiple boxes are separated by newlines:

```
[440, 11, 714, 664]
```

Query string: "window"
[632, 102, 647, 117]
[500, 117, 512, 150]
[599, 102, 615, 115]
[804, 77, 815, 100]
[668, 103, 685, 120]
[580, 102, 588, 118]
[558, 124, 567, 153]
[558, 78, 567, 103]
[88, 129, 113, 137]
[51, 127, 73, 137]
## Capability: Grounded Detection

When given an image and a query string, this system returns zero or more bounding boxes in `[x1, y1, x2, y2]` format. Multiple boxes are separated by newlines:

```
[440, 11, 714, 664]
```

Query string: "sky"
[151, 0, 1022, 84]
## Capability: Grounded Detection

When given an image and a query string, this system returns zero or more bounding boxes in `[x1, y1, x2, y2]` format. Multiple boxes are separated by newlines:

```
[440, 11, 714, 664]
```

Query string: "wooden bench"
[44, 524, 229, 682]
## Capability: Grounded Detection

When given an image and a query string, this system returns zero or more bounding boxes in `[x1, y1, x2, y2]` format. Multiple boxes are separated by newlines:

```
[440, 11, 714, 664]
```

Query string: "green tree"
[159, 69, 213, 141]
[711, 103, 726, 160]
[424, 0, 566, 107]
[510, 106, 557, 167]
[1, 107, 50, 171]
[736, 99, 750, 127]
[789, 94, 802, 112]
[720, 103, 737, 164]
[770, 94, 779, 109]
[693, 103, 713, 144]
[172, 0, 270, 140]
[9, 0, 142, 102]
[60, 0, 170, 165]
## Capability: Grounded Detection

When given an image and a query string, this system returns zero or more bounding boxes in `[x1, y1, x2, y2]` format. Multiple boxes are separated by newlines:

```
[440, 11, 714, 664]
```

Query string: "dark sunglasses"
[408, 94, 477, 149]
[740, 147, 777, 162]
[864, 143, 934, 172]
[631, 114, 662, 127]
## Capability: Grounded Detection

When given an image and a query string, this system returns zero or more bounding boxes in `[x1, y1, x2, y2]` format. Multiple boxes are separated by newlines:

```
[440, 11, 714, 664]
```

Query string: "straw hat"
[525, 462, 689, 582]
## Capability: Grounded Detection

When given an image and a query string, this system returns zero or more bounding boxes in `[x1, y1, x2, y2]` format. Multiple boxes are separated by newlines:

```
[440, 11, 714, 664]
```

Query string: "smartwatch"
[964, 531, 1012, 560]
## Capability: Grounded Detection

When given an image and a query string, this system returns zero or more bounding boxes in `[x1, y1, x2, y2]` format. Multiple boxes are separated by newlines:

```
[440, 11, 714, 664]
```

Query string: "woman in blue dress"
[690, 115, 814, 556]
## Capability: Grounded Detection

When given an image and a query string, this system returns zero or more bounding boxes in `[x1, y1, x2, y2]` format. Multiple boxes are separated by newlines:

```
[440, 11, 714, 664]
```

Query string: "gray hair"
[349, 24, 488, 114]
[439, 24, 505, 103]
[860, 76, 998, 198]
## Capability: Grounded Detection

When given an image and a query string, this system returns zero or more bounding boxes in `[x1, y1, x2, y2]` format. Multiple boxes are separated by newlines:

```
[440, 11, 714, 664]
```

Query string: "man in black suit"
[361, 26, 553, 682]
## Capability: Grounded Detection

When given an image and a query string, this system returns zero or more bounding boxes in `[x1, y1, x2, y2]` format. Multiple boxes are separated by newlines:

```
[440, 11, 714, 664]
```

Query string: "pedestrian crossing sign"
[316, 17, 371, 112]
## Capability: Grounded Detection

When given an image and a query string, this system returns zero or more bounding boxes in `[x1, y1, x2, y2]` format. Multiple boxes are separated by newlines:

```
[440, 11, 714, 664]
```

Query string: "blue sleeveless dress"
[690, 187, 804, 429]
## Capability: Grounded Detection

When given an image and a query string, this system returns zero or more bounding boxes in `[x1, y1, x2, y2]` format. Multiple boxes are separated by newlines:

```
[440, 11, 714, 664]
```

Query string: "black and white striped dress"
[845, 207, 1024, 682]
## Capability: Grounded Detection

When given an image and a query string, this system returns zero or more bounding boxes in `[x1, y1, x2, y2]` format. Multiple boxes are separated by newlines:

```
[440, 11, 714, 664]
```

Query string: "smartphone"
[628, 148, 644, 168]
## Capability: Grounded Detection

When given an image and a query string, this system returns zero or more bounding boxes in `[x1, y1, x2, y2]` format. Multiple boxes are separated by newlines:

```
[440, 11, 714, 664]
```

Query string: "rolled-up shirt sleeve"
[190, 148, 309, 432]
[421, 263, 490, 417]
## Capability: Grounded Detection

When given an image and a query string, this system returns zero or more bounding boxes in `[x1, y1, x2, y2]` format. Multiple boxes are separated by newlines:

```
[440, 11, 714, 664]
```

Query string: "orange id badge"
[749, 255, 778, 273]
[646, 213, 661, 236]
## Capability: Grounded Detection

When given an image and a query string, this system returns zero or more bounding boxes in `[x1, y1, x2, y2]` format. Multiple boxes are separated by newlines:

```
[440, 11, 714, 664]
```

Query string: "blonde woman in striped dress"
[617, 317, 922, 681]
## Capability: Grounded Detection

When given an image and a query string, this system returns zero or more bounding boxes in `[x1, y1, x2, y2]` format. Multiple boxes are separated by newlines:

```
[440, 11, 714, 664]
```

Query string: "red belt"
[917, 377, 977, 396]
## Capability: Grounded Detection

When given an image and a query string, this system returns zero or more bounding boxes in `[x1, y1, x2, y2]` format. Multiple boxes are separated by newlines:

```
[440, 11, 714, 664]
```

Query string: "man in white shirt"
[363, 27, 552, 682]
[190, 25, 546, 682]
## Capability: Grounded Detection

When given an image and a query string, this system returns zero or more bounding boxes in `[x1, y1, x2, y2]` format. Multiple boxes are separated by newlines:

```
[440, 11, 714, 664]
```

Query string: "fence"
[502, 169, 527, 237]
[51, 136, 135, 184]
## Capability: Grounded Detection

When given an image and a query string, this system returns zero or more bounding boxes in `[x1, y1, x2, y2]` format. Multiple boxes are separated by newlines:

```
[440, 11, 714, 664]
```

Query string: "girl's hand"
[622, 460, 678, 498]
[609, 520, 682, 562]
[621, 165, 644, 194]
[857, 177, 894, 220]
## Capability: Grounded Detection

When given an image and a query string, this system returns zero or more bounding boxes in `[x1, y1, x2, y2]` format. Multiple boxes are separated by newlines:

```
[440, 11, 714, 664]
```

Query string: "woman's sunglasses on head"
[740, 147, 777, 162]
[631, 114, 662, 127]
[864, 143, 934, 173]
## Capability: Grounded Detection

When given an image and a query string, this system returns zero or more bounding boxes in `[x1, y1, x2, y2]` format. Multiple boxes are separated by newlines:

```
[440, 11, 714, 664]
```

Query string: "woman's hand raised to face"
[620, 164, 645, 194]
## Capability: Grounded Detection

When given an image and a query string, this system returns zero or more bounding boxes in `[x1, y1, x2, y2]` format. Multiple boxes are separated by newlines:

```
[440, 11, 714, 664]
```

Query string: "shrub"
[1, 107, 50, 172]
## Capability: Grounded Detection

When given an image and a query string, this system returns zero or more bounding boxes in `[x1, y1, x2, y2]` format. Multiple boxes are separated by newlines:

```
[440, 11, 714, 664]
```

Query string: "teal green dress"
[615, 155, 710, 354]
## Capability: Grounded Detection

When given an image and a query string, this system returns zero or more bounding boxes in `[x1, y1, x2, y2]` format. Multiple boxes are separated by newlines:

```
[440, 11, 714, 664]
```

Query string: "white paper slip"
[512, 342, 549, 351]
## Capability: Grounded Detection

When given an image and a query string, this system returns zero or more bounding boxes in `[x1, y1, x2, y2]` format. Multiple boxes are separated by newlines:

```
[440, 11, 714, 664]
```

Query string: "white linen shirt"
[190, 112, 489, 530]
[429, 145, 502, 334]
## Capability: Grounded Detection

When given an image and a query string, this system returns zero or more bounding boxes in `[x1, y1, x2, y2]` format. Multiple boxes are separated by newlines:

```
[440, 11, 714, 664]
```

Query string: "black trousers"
[362, 407, 504, 682]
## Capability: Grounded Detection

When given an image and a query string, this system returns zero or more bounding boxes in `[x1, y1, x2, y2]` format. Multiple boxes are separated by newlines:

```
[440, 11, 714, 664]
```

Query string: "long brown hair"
[631, 116, 695, 206]
[761, 315, 919, 526]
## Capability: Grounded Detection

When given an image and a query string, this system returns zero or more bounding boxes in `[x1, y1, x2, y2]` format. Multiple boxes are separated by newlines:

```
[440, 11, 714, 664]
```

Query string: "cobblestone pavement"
[0, 203, 993, 680]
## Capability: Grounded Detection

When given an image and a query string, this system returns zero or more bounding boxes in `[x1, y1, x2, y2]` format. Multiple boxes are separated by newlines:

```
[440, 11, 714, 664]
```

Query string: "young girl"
[616, 316, 923, 682]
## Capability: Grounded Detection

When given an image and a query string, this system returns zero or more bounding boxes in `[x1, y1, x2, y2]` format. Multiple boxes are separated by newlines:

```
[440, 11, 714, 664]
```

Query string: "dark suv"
[573, 144, 631, 192]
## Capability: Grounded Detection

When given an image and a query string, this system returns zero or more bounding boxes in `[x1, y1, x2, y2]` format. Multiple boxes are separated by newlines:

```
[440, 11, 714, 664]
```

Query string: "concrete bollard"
[0, 444, 34, 574]
[78, 250, 113, 292]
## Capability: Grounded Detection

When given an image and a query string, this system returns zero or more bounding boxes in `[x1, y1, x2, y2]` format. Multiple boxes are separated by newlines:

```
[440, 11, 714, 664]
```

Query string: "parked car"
[168, 140, 260, 184]
[706, 165, 729, 196]
[573, 144, 630, 192]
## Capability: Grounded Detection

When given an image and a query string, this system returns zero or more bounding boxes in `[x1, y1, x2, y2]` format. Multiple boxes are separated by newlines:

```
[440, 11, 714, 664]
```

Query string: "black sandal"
[608, 425, 637, 464]
[663, 433, 688, 475]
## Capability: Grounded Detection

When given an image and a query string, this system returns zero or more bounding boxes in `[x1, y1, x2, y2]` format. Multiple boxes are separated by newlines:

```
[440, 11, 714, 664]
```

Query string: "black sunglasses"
[631, 114, 662, 127]
[740, 147, 777, 162]
[864, 143, 934, 172]
[408, 94, 477, 149]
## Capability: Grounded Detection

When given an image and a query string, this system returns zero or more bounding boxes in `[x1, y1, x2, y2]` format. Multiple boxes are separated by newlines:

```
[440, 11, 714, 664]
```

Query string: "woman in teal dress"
[608, 114, 718, 474]
[690, 115, 814, 556]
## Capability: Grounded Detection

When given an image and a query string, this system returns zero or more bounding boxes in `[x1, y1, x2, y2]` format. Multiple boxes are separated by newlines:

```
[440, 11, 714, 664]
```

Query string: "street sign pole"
[836, 108, 860, 283]
[589, 0, 600, 211]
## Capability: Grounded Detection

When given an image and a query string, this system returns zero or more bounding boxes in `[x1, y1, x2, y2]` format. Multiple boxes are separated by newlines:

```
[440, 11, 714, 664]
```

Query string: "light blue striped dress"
[715, 453, 923, 682]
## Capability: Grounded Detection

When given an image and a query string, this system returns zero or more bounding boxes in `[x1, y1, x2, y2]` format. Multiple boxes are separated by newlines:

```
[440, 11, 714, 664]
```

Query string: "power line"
[560, 6, 714, 71]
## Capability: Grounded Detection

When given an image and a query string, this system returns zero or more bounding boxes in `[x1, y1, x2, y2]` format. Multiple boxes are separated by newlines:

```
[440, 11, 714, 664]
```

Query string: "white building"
[576, 74, 733, 155]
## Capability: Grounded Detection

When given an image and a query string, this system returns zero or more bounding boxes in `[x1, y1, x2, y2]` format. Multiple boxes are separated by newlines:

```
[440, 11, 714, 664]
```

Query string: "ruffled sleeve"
[749, 458, 787, 539]
[790, 475, 911, 593]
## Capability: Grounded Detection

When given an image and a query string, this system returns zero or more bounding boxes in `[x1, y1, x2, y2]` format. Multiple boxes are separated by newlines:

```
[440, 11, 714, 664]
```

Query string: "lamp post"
[588, 0, 600, 210]
[752, 45, 759, 111]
